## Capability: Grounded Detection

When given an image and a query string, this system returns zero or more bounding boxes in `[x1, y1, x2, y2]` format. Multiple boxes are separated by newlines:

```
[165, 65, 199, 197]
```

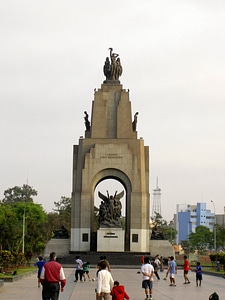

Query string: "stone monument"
[71, 48, 150, 252]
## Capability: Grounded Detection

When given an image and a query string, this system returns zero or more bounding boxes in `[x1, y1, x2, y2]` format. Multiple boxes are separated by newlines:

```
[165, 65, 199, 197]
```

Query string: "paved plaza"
[0, 267, 224, 300]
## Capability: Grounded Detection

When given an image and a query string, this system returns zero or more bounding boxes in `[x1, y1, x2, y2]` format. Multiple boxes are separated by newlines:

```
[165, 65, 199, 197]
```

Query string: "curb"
[0, 270, 37, 282]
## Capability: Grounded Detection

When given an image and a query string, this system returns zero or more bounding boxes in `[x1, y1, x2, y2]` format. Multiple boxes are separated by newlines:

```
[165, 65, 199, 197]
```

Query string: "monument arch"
[91, 169, 131, 251]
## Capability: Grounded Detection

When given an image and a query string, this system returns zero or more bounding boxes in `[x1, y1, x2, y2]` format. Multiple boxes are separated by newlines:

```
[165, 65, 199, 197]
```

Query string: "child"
[82, 261, 91, 281]
[110, 281, 130, 300]
[195, 261, 202, 287]
[34, 256, 45, 287]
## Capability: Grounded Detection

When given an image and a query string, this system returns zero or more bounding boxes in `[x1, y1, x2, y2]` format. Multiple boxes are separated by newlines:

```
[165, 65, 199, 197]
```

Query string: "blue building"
[175, 203, 214, 244]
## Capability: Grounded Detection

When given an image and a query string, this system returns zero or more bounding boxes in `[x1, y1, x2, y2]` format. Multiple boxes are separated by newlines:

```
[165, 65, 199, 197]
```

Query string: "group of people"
[74, 255, 91, 282]
[75, 255, 130, 300]
[163, 255, 202, 287]
[140, 254, 203, 300]
[35, 252, 205, 300]
[35, 252, 66, 300]
[95, 258, 130, 300]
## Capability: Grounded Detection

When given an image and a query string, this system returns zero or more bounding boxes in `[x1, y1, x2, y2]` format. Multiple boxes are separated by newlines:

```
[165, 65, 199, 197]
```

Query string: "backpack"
[209, 292, 219, 300]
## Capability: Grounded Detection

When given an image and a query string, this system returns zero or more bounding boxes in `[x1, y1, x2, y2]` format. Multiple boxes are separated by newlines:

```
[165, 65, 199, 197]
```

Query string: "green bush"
[0, 250, 26, 270]
[209, 253, 225, 269]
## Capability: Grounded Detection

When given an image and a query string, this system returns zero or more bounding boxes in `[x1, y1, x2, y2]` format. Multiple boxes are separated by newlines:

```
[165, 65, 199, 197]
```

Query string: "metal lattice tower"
[152, 177, 162, 217]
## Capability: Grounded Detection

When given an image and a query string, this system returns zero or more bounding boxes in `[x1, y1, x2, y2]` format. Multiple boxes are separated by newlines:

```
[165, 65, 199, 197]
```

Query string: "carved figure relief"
[98, 190, 124, 228]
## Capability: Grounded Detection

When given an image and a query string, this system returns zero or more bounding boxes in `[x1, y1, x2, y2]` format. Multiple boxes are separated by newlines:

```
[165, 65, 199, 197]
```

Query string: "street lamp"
[211, 200, 216, 252]
[22, 208, 25, 253]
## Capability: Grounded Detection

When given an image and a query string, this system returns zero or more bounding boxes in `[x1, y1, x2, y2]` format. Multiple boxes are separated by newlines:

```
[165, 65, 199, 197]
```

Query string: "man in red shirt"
[40, 252, 66, 300]
[183, 255, 191, 284]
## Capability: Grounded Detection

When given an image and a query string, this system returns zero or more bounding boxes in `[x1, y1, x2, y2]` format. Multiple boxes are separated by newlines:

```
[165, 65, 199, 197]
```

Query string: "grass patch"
[0, 267, 36, 279]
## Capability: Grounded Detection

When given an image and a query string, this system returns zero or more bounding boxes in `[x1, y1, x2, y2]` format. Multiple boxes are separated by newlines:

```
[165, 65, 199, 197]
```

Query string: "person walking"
[151, 257, 160, 280]
[183, 255, 191, 284]
[155, 255, 161, 275]
[163, 256, 171, 280]
[159, 256, 164, 272]
[97, 255, 111, 272]
[96, 260, 114, 300]
[141, 257, 154, 300]
[195, 261, 203, 287]
[168, 256, 177, 287]
[75, 255, 83, 282]
[40, 252, 66, 300]
[34, 256, 45, 288]
[110, 280, 130, 300]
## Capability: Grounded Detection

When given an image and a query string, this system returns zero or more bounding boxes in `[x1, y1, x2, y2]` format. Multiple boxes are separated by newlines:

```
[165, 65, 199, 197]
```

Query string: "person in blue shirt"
[168, 256, 177, 287]
[34, 256, 45, 287]
[195, 261, 202, 287]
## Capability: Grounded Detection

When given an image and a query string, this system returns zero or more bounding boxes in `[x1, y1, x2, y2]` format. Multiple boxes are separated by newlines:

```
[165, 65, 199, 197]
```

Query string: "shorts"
[196, 274, 202, 281]
[170, 273, 175, 278]
[184, 270, 189, 275]
[83, 271, 89, 274]
[142, 280, 153, 290]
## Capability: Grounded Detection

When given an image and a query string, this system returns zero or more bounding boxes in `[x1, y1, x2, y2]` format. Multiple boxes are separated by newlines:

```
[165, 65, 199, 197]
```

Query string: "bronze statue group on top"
[103, 48, 123, 81]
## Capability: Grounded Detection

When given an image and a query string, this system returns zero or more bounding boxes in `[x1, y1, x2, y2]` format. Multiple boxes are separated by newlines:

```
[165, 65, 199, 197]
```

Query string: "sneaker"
[187, 281, 191, 284]
[163, 277, 167, 280]
[169, 284, 173, 286]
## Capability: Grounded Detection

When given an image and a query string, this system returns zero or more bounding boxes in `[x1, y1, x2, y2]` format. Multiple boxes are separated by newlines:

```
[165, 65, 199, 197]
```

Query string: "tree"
[2, 184, 37, 204]
[20, 202, 48, 253]
[180, 240, 195, 254]
[53, 196, 71, 213]
[50, 196, 71, 235]
[0, 201, 48, 253]
[163, 227, 177, 245]
[0, 203, 21, 251]
[188, 225, 213, 255]
[151, 213, 177, 244]
[216, 224, 225, 251]
[1, 185, 49, 254]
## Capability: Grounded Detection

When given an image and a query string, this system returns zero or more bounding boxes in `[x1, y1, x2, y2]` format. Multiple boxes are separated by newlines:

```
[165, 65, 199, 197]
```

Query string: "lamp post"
[22, 208, 25, 253]
[211, 200, 216, 252]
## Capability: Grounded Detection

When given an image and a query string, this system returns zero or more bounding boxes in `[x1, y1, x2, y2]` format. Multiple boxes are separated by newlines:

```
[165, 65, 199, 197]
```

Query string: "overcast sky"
[1, 0, 225, 221]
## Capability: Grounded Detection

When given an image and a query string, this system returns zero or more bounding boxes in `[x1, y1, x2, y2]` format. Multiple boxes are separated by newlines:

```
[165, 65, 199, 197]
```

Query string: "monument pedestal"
[149, 240, 175, 258]
[44, 239, 70, 258]
[97, 228, 124, 252]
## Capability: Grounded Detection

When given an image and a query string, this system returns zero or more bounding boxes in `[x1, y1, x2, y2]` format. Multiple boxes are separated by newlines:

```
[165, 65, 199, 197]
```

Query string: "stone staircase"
[57, 252, 149, 268]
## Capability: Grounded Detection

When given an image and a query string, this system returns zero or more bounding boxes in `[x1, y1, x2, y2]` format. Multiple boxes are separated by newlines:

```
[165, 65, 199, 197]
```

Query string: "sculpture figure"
[52, 225, 69, 239]
[150, 225, 165, 240]
[114, 57, 123, 80]
[132, 112, 139, 131]
[98, 190, 124, 228]
[103, 57, 111, 80]
[103, 48, 123, 81]
[84, 111, 90, 131]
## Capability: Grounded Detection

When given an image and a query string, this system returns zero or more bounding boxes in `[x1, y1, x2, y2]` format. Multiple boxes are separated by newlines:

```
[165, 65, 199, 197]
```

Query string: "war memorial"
[70, 48, 150, 254]
[45, 48, 173, 258]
